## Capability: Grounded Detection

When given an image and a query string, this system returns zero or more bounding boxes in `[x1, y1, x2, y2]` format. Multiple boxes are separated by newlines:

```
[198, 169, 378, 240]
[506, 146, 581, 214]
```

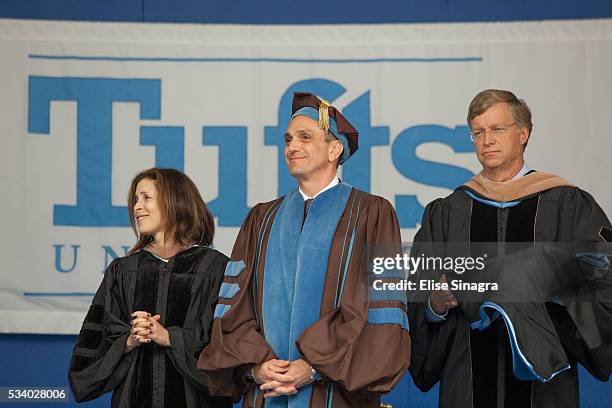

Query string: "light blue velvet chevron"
[367, 308, 409, 330]
[218, 282, 240, 299]
[213, 304, 231, 319]
[368, 285, 407, 307]
[224, 260, 246, 277]
[212, 260, 247, 319]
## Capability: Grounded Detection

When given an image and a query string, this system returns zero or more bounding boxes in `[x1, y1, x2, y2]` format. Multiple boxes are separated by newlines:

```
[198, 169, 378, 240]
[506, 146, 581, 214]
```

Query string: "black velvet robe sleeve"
[549, 188, 612, 380]
[485, 188, 612, 382]
[68, 259, 135, 402]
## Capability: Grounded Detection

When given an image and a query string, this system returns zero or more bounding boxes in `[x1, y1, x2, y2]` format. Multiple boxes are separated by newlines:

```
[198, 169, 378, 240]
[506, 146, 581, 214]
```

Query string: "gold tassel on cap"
[380, 404, 393, 408]
[318, 99, 330, 132]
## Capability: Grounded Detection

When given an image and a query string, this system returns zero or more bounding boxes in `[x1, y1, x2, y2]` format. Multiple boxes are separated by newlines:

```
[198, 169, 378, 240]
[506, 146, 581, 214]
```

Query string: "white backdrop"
[1, 18, 611, 333]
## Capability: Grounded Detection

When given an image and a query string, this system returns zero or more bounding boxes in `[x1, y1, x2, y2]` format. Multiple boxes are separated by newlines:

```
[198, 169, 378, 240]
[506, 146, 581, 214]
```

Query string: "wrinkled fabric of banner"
[1, 18, 611, 334]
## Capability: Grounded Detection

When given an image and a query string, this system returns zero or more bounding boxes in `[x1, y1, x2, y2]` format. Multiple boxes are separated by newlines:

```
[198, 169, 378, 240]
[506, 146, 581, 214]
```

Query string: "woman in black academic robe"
[69, 168, 232, 408]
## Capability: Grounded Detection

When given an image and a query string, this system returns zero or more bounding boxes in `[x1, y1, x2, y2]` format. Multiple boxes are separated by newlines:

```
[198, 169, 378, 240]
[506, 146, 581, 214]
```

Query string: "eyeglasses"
[470, 123, 516, 142]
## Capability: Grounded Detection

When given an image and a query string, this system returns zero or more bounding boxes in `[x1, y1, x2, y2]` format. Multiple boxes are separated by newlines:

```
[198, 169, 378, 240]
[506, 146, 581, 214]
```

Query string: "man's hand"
[261, 359, 313, 398]
[253, 359, 294, 395]
[430, 274, 458, 315]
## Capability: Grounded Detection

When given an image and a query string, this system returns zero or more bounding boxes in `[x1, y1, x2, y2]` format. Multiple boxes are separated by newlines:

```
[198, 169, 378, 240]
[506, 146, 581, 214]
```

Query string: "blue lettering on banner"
[53, 244, 80, 273]
[203, 127, 250, 226]
[342, 91, 390, 192]
[392, 125, 475, 227]
[140, 126, 184, 171]
[28, 75, 475, 231]
[102, 245, 131, 271]
[28, 76, 161, 227]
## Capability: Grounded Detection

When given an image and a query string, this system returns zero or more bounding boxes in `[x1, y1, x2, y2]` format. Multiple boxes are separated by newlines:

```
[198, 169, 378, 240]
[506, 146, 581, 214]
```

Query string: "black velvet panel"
[470, 201, 498, 242]
[503, 331, 532, 407]
[470, 323, 498, 408]
[165, 248, 200, 327]
[84, 304, 104, 324]
[134, 255, 159, 313]
[130, 346, 154, 408]
[75, 329, 104, 350]
[70, 355, 94, 372]
[165, 354, 186, 408]
[470, 201, 500, 407]
[470, 200, 499, 258]
[163, 248, 202, 405]
[469, 195, 541, 407]
[506, 196, 539, 250]
[131, 253, 159, 408]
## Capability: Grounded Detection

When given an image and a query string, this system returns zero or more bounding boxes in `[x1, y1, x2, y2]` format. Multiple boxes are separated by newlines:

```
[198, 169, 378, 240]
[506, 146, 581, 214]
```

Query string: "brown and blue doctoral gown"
[198, 183, 410, 408]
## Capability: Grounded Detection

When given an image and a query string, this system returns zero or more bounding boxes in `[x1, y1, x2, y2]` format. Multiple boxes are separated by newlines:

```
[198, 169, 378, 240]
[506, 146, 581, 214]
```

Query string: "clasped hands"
[252, 358, 314, 398]
[125, 311, 171, 353]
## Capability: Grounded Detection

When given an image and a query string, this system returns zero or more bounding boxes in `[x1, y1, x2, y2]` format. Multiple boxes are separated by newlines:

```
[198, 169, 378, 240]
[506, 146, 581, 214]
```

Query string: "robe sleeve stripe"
[218, 282, 241, 299]
[480, 301, 571, 382]
[252, 200, 283, 324]
[80, 322, 105, 332]
[334, 193, 363, 308]
[224, 260, 246, 277]
[325, 385, 334, 408]
[84, 304, 104, 324]
[70, 355, 94, 372]
[75, 328, 104, 350]
[214, 303, 232, 319]
[368, 283, 407, 306]
[71, 348, 98, 358]
[367, 307, 409, 330]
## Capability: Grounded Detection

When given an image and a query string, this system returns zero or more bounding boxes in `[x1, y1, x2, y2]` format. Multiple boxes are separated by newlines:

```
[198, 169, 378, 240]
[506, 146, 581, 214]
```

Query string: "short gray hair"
[467, 89, 533, 148]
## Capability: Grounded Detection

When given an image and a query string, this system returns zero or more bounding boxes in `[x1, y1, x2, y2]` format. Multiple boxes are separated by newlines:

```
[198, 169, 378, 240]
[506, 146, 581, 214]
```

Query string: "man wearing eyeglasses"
[407, 89, 612, 408]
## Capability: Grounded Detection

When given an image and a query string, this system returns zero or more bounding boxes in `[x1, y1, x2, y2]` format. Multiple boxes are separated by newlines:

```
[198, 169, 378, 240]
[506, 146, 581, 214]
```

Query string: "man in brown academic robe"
[198, 92, 410, 407]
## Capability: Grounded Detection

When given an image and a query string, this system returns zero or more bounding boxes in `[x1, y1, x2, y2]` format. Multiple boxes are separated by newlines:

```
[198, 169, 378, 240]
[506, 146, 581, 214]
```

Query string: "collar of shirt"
[511, 162, 531, 180]
[299, 176, 340, 201]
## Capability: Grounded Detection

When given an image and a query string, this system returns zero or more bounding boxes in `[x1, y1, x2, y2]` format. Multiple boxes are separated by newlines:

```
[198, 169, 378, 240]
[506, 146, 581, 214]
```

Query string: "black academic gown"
[69, 245, 232, 408]
[408, 177, 612, 408]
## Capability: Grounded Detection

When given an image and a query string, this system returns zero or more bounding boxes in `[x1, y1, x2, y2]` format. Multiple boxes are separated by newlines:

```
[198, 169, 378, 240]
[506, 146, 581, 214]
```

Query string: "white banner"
[1, 18, 611, 334]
